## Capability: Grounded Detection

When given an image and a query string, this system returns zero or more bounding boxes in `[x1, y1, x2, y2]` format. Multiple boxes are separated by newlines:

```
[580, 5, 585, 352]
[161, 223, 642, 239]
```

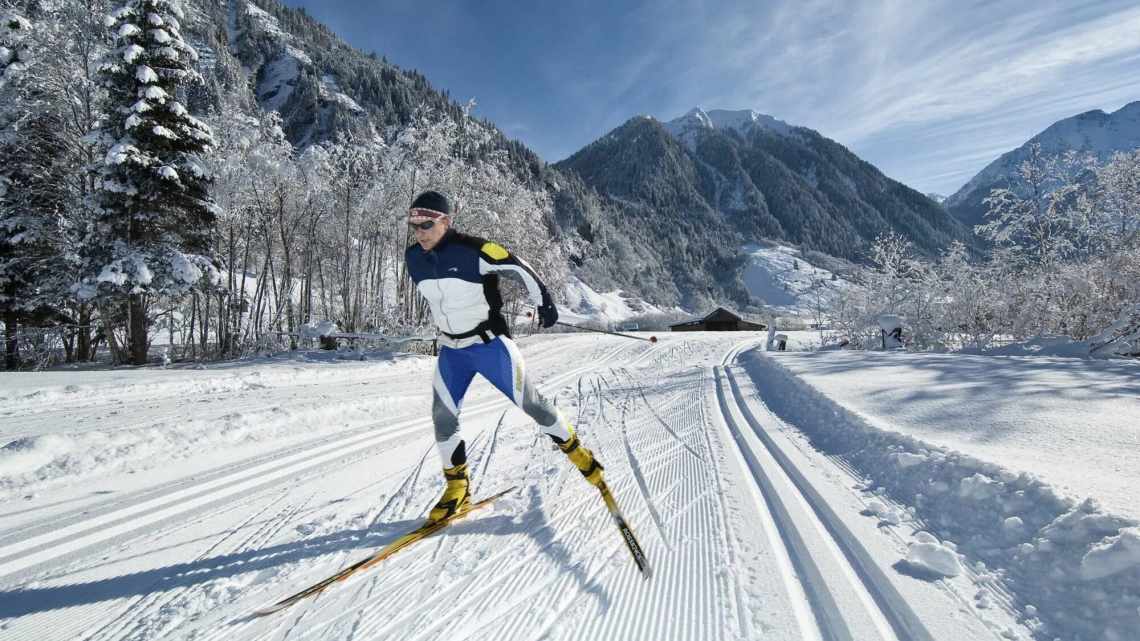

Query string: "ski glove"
[537, 302, 559, 329]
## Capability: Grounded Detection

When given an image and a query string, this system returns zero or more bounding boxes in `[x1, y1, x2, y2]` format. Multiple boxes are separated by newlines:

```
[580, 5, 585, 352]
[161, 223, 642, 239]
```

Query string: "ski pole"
[553, 320, 657, 343]
[526, 312, 657, 343]
[556, 317, 656, 339]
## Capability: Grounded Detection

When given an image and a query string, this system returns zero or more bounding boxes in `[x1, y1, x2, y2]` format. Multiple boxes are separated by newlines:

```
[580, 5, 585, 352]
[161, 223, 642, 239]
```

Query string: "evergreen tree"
[80, 0, 219, 365]
[0, 9, 71, 369]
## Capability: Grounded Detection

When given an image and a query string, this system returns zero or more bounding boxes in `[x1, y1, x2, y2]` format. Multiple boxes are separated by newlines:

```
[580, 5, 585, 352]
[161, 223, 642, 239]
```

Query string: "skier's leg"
[429, 346, 477, 521]
[481, 337, 606, 488]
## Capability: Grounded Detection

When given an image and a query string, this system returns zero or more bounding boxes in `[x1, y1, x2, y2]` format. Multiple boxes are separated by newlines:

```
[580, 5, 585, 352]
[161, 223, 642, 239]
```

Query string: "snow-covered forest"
[824, 144, 1140, 357]
[0, 0, 563, 368]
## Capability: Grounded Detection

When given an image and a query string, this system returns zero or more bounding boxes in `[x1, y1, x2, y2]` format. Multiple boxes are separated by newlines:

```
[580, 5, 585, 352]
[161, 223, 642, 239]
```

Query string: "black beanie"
[409, 190, 451, 217]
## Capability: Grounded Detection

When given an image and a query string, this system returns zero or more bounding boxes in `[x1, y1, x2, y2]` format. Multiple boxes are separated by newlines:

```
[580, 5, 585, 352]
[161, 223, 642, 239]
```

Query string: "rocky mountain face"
[550, 108, 971, 308]
[180, 0, 479, 147]
[945, 101, 1140, 229]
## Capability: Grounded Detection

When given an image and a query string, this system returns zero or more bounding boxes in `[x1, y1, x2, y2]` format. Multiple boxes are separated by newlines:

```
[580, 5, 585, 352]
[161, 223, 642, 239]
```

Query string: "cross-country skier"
[404, 190, 606, 522]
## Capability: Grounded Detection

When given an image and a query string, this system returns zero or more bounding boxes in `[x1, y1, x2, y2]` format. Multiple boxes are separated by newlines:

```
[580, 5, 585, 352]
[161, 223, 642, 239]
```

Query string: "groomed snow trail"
[0, 334, 1007, 640]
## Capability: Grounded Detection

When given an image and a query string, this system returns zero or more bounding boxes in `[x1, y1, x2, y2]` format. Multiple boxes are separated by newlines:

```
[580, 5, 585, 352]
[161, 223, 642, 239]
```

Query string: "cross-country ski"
[254, 486, 518, 616]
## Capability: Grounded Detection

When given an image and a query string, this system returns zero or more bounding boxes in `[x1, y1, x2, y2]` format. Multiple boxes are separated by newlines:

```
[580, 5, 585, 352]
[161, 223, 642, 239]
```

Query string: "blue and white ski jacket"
[405, 229, 552, 347]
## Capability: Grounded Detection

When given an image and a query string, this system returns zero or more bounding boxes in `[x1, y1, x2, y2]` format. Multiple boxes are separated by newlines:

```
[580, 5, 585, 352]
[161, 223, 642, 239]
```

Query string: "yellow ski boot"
[559, 433, 605, 488]
[428, 463, 470, 522]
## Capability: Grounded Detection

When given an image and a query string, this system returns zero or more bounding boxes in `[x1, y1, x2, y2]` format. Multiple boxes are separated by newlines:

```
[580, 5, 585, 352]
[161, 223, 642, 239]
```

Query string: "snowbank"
[738, 350, 1140, 641]
[977, 336, 1095, 358]
[767, 350, 1140, 520]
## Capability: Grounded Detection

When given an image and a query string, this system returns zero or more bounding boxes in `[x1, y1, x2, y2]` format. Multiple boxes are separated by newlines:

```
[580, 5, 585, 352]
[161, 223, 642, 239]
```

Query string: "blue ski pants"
[431, 336, 571, 467]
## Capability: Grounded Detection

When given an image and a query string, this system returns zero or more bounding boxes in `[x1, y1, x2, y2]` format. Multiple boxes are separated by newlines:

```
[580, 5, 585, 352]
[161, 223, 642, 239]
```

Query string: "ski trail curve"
[716, 363, 936, 641]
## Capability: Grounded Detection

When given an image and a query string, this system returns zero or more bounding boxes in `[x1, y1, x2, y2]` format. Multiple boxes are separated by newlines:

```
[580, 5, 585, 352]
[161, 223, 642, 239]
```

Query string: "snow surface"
[135, 65, 158, 84]
[904, 540, 962, 578]
[319, 73, 365, 113]
[0, 333, 1045, 641]
[122, 44, 144, 63]
[3, 333, 1136, 640]
[257, 52, 301, 113]
[117, 23, 141, 39]
[1080, 527, 1140, 580]
[243, 2, 285, 39]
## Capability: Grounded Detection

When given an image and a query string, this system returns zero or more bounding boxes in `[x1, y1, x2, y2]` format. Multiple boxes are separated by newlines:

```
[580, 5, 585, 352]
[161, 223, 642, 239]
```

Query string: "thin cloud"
[659, 1, 1140, 193]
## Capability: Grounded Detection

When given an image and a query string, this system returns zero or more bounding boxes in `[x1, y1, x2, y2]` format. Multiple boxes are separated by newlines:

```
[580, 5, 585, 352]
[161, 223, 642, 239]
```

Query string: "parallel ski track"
[0, 340, 643, 583]
[84, 490, 319, 641]
[567, 341, 753, 641]
[714, 343, 935, 641]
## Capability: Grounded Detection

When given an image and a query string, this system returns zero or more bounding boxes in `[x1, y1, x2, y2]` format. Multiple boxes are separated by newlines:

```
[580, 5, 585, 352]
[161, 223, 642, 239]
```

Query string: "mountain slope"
[551, 109, 970, 309]
[945, 101, 1140, 229]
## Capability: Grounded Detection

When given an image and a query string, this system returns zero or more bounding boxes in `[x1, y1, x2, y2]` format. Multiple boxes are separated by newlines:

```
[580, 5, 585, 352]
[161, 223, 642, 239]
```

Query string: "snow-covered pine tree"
[1, 8, 72, 369]
[81, 0, 219, 365]
[0, 9, 33, 369]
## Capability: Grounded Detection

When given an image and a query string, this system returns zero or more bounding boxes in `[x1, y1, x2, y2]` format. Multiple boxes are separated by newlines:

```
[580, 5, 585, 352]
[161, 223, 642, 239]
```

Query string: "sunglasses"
[408, 220, 437, 231]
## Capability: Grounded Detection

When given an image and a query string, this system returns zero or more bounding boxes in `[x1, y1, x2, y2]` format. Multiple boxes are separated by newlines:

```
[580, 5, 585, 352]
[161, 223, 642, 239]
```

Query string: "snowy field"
[1, 333, 1137, 641]
[764, 350, 1140, 521]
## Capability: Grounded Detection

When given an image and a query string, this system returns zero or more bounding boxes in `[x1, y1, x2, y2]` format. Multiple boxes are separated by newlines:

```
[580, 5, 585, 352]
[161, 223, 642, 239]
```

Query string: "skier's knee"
[520, 386, 558, 427]
[432, 394, 460, 441]
[525, 402, 558, 427]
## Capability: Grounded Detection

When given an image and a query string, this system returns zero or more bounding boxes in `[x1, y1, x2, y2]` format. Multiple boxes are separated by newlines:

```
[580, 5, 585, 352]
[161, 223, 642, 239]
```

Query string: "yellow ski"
[254, 487, 516, 616]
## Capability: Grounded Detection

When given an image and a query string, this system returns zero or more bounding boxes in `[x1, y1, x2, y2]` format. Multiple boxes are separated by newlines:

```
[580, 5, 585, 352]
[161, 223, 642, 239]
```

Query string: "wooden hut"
[669, 308, 767, 332]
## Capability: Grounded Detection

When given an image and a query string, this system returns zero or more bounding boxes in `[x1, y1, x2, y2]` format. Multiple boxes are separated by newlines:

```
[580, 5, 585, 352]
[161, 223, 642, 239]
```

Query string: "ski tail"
[599, 483, 652, 579]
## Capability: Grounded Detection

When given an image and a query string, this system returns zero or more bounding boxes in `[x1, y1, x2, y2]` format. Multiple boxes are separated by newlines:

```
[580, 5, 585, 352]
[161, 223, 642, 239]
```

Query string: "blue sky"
[280, 0, 1140, 196]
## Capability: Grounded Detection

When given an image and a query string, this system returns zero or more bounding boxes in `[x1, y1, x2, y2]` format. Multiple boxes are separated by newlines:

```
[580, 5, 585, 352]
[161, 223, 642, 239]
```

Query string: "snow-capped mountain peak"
[945, 100, 1140, 225]
[662, 107, 793, 141]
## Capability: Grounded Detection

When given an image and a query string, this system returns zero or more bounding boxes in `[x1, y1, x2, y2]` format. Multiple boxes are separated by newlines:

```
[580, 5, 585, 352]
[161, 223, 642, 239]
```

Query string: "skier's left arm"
[477, 242, 558, 326]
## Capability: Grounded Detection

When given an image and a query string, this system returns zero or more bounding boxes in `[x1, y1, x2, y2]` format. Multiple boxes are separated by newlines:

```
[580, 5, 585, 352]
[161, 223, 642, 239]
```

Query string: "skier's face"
[411, 216, 449, 251]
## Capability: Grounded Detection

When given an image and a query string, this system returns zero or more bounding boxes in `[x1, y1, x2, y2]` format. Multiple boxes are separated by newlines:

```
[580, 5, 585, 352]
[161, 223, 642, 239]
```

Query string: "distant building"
[669, 308, 767, 332]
